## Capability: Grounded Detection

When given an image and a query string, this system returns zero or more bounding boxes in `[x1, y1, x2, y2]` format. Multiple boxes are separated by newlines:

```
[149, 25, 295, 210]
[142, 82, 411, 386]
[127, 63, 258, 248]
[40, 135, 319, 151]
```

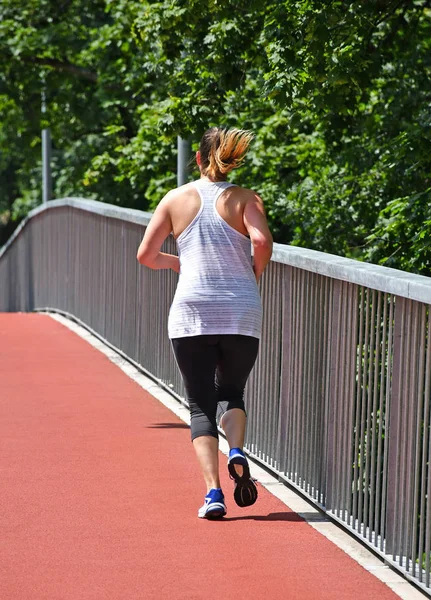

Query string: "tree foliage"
[0, 0, 430, 274]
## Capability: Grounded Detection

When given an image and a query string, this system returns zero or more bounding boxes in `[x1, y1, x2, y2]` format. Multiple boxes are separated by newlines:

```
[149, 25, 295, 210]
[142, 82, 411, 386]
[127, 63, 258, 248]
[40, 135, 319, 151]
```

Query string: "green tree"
[1, 0, 430, 274]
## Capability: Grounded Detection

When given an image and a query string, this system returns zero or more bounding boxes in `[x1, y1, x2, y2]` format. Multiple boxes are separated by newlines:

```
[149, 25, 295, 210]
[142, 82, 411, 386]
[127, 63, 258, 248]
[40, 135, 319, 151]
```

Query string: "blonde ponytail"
[200, 127, 254, 180]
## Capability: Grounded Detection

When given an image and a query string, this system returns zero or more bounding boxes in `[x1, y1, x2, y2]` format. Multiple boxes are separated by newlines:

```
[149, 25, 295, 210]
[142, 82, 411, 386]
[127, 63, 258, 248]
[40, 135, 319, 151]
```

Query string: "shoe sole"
[228, 457, 258, 508]
[204, 508, 226, 520]
[198, 502, 227, 519]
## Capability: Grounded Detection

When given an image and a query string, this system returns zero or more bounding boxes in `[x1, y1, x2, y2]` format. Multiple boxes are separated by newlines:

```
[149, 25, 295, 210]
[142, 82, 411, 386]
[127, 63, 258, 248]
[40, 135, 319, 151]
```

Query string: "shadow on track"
[220, 511, 328, 523]
[147, 422, 190, 429]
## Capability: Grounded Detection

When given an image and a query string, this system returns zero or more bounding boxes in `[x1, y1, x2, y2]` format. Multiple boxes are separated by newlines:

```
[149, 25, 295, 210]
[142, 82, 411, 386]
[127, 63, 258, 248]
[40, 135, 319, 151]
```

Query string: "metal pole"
[41, 88, 52, 203]
[42, 129, 52, 203]
[177, 136, 190, 187]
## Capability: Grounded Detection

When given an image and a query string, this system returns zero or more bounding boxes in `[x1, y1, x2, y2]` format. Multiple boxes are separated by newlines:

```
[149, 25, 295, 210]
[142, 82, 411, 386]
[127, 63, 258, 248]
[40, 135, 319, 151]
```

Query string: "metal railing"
[1, 198, 431, 594]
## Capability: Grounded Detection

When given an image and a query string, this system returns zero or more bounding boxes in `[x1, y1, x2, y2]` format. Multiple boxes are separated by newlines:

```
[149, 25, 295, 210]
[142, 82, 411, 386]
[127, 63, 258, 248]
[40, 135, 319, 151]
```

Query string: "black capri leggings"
[171, 334, 259, 441]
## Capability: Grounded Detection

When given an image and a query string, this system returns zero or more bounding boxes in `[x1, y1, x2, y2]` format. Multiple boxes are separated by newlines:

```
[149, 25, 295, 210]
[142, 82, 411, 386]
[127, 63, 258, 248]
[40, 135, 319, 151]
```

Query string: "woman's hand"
[167, 255, 180, 274]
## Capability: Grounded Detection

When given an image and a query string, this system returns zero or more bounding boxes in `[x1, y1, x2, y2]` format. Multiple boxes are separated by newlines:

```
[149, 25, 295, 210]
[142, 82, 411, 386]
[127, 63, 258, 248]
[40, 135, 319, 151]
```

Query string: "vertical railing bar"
[331, 281, 342, 515]
[278, 266, 286, 468]
[337, 281, 348, 519]
[288, 268, 299, 481]
[295, 271, 306, 487]
[369, 291, 382, 543]
[425, 305, 431, 587]
[322, 278, 333, 506]
[364, 289, 376, 538]
[254, 273, 264, 457]
[315, 274, 326, 500]
[271, 266, 280, 464]
[412, 303, 426, 579]
[272, 266, 281, 464]
[288, 265, 297, 477]
[375, 292, 388, 545]
[392, 299, 406, 561]
[381, 294, 394, 552]
[309, 274, 319, 498]
[287, 268, 298, 479]
[353, 286, 364, 529]
[345, 284, 357, 527]
[316, 275, 326, 501]
[121, 221, 126, 352]
[419, 306, 431, 584]
[311, 272, 320, 497]
[342, 282, 351, 521]
[306, 272, 317, 495]
[303, 271, 312, 493]
[400, 302, 414, 568]
[261, 272, 268, 454]
[358, 288, 371, 535]
[265, 268, 274, 460]
[327, 280, 342, 512]
[286, 269, 295, 477]
[271, 267, 281, 465]
[404, 302, 419, 572]
[340, 282, 352, 523]
[247, 262, 257, 453]
[280, 265, 292, 475]
[259, 272, 268, 459]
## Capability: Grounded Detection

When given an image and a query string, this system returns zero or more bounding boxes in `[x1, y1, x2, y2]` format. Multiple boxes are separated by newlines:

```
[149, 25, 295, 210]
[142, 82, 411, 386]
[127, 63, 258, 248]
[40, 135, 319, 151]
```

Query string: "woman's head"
[197, 127, 253, 181]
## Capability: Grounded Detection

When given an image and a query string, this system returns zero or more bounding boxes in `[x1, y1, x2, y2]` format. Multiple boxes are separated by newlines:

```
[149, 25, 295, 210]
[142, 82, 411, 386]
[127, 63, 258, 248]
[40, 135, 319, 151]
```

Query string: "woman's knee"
[189, 399, 218, 440]
[191, 428, 219, 442]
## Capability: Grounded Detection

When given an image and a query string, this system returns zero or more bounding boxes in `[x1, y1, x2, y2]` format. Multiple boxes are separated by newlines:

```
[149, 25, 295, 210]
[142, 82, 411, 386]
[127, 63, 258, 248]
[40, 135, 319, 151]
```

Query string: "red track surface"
[0, 313, 400, 600]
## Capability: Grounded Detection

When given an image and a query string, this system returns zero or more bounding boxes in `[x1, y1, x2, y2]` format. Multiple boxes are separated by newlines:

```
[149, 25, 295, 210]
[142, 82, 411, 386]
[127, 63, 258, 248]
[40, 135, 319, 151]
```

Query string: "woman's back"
[168, 180, 253, 240]
[167, 179, 262, 340]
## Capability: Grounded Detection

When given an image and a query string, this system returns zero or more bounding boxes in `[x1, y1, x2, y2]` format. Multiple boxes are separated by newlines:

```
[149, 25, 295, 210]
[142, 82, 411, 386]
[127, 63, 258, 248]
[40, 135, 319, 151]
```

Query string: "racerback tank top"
[168, 179, 262, 339]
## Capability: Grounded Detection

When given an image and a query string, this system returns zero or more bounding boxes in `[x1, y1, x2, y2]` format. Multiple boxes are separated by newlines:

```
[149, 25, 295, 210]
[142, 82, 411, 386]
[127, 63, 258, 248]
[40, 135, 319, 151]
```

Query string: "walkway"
[0, 314, 417, 599]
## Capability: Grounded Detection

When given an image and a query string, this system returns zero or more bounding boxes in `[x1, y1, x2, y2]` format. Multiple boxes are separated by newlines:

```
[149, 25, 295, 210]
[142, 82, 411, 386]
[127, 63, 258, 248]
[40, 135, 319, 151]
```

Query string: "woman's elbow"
[252, 235, 273, 253]
[137, 246, 151, 266]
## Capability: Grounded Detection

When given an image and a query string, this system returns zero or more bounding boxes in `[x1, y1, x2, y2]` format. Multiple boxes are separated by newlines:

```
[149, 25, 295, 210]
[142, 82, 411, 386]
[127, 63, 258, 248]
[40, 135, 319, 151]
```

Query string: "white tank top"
[168, 180, 262, 340]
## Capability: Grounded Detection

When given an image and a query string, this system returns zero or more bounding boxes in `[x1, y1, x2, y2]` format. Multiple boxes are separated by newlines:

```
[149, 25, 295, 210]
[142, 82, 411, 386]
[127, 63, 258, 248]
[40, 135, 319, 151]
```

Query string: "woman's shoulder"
[169, 181, 197, 196]
[162, 182, 199, 205]
[226, 184, 263, 203]
[164, 181, 262, 205]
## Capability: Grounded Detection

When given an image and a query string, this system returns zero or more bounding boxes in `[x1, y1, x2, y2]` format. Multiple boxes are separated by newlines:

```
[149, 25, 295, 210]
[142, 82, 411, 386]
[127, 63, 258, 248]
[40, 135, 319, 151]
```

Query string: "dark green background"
[1, 0, 430, 273]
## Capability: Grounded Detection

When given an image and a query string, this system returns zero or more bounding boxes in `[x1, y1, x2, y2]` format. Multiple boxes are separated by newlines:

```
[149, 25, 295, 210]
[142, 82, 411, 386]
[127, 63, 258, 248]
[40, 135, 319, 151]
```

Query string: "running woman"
[137, 127, 273, 518]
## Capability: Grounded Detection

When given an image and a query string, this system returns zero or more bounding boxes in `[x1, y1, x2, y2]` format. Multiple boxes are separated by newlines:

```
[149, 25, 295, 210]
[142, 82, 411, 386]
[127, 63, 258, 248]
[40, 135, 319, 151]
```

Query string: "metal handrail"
[3, 198, 431, 302]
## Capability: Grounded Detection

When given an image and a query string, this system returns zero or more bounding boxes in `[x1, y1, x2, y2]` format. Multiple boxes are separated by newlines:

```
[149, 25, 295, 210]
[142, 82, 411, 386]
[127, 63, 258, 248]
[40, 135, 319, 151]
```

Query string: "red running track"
[0, 313, 401, 600]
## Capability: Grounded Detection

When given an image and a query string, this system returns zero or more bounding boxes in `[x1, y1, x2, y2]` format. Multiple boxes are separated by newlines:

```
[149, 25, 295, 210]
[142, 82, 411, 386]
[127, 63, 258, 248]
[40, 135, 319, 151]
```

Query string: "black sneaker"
[228, 448, 258, 508]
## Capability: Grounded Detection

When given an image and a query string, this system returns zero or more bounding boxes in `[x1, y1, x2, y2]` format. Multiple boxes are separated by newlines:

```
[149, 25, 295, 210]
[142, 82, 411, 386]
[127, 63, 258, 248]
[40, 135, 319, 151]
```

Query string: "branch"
[26, 56, 98, 82]
[372, 0, 407, 30]
[363, 0, 410, 57]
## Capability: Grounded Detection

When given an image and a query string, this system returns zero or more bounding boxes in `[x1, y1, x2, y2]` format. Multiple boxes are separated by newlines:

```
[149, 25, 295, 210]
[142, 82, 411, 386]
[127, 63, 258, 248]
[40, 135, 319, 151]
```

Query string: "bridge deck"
[0, 313, 405, 599]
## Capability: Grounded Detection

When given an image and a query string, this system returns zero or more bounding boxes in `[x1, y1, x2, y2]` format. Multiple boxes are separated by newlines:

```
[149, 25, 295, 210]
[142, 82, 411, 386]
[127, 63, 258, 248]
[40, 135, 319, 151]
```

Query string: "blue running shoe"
[198, 488, 227, 519]
[228, 448, 258, 508]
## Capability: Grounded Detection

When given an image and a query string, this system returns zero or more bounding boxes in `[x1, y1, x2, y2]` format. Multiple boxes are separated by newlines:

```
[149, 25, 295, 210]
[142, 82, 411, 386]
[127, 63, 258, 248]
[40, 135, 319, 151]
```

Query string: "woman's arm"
[136, 195, 180, 273]
[243, 194, 273, 281]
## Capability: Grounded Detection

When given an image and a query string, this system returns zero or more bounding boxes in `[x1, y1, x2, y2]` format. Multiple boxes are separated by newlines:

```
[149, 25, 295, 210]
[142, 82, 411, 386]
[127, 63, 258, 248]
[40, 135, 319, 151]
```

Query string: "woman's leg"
[192, 436, 220, 492]
[217, 335, 260, 507]
[171, 336, 220, 493]
[220, 408, 246, 450]
[217, 335, 259, 451]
